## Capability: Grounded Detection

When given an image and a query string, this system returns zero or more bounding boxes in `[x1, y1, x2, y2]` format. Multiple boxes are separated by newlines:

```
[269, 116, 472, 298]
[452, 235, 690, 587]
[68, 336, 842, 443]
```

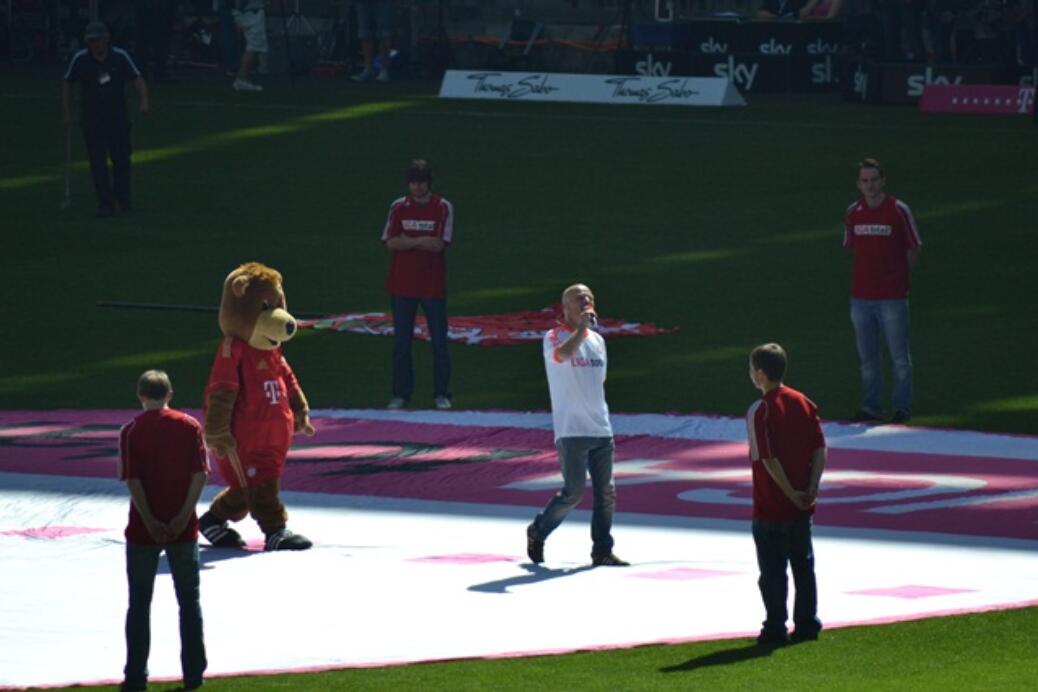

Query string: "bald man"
[526, 284, 628, 567]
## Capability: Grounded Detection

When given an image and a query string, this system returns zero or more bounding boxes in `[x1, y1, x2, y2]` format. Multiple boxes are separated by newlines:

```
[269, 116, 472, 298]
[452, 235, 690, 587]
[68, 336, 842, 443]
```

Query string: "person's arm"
[385, 235, 444, 252]
[798, 0, 820, 18]
[127, 478, 170, 542]
[804, 447, 827, 505]
[761, 457, 812, 510]
[166, 471, 208, 538]
[554, 314, 596, 362]
[62, 82, 73, 127]
[133, 77, 149, 115]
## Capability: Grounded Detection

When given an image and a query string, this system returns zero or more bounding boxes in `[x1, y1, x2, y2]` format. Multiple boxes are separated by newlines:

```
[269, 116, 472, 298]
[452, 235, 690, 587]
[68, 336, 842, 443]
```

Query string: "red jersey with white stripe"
[205, 337, 299, 486]
[746, 385, 825, 521]
[843, 194, 921, 299]
[381, 193, 453, 299]
[119, 408, 209, 545]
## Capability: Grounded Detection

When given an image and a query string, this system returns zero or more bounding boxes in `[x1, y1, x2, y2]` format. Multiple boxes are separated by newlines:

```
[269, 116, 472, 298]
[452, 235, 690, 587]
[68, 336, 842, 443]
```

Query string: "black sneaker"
[891, 410, 911, 424]
[95, 205, 114, 219]
[850, 409, 882, 423]
[199, 511, 245, 548]
[265, 528, 312, 551]
[756, 629, 790, 646]
[790, 629, 820, 643]
[591, 553, 630, 567]
[526, 524, 544, 564]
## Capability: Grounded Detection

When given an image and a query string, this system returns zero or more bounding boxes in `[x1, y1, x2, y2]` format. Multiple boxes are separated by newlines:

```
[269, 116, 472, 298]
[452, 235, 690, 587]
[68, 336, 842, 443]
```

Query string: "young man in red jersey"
[746, 344, 827, 646]
[381, 159, 455, 410]
[844, 158, 922, 424]
[119, 370, 208, 691]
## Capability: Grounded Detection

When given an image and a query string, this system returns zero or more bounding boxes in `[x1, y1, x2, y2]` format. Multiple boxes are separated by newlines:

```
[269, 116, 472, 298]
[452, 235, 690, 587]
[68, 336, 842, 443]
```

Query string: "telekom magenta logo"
[263, 380, 282, 404]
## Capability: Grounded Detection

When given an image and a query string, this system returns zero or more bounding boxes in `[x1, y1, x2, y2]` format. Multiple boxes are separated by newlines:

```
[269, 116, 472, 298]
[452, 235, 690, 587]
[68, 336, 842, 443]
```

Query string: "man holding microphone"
[526, 284, 628, 567]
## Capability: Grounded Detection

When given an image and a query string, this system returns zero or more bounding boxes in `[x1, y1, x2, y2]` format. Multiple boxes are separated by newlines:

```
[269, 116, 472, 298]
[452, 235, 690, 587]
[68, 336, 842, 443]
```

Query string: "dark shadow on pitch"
[468, 563, 595, 594]
[660, 642, 781, 672]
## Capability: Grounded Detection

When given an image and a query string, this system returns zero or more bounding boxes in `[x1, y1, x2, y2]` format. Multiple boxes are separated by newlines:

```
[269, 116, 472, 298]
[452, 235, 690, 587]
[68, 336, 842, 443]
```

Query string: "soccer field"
[2, 66, 1037, 689]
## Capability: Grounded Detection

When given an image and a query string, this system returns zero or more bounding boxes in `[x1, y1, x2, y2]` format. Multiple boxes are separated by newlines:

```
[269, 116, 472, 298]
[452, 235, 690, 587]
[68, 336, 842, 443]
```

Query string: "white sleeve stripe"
[113, 47, 142, 77]
[380, 197, 406, 241]
[745, 401, 762, 461]
[895, 200, 922, 246]
[441, 199, 454, 243]
[63, 50, 87, 80]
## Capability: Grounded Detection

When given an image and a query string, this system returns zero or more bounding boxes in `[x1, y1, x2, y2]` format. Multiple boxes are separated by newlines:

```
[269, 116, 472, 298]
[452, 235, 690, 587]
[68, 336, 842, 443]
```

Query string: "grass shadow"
[660, 642, 781, 672]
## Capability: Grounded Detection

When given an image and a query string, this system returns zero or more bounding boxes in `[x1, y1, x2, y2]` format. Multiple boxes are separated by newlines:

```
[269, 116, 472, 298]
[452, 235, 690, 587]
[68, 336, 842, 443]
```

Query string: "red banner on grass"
[298, 305, 677, 346]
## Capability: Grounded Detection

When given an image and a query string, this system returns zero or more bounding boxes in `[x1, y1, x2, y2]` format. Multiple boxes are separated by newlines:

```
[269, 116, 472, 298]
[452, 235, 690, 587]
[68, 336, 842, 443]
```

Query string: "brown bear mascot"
[199, 262, 316, 551]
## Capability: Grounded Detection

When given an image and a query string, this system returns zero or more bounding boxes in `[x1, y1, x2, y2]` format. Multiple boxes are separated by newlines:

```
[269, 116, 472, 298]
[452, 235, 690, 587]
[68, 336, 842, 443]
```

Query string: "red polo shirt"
[381, 192, 454, 299]
[746, 385, 825, 521]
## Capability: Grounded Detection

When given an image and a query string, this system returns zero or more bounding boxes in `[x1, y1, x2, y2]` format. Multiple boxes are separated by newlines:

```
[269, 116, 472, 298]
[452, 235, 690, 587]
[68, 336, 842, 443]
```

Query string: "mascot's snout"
[252, 307, 297, 349]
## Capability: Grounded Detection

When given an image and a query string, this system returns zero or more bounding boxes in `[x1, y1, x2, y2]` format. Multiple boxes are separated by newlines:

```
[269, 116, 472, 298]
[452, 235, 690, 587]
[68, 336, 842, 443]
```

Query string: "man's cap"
[84, 21, 109, 39]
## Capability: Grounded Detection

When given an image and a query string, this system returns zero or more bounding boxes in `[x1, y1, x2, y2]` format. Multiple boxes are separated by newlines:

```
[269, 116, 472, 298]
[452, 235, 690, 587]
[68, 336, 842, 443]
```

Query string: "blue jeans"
[391, 295, 451, 401]
[531, 436, 616, 557]
[850, 298, 912, 415]
[752, 517, 821, 636]
[124, 541, 207, 689]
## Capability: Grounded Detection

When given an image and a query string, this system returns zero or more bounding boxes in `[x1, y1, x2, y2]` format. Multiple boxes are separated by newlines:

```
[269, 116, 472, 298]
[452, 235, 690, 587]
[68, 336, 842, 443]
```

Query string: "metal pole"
[278, 0, 296, 86]
[96, 300, 331, 319]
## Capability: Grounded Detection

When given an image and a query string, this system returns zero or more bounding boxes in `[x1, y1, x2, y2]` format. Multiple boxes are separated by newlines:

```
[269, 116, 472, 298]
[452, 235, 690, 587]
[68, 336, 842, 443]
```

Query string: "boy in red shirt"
[745, 344, 827, 645]
[119, 370, 208, 691]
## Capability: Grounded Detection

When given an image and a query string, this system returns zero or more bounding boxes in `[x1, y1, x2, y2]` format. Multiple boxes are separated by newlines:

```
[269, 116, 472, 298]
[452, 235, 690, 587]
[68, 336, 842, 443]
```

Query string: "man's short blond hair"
[137, 369, 172, 400]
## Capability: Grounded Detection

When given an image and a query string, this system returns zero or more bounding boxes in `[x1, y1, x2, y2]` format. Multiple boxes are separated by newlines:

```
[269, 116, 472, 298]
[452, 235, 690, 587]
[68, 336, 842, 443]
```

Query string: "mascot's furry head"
[218, 262, 297, 350]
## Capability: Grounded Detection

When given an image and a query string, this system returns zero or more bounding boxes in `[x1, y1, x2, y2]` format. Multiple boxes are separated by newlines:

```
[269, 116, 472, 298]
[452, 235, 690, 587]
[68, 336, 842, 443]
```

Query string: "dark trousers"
[391, 294, 451, 401]
[125, 541, 207, 689]
[83, 122, 132, 211]
[752, 517, 821, 636]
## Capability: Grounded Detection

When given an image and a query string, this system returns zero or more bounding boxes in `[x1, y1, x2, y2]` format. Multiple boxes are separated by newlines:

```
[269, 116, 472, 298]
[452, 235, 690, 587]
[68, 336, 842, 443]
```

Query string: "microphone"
[586, 312, 597, 327]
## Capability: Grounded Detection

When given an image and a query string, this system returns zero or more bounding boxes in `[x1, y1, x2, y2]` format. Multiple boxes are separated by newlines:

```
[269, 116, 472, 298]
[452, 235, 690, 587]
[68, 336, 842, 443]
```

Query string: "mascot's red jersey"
[205, 336, 302, 487]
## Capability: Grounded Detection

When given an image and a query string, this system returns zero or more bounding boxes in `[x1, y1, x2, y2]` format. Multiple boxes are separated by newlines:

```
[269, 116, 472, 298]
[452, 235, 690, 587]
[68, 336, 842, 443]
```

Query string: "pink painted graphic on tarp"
[2, 410, 1037, 541]
[0, 526, 109, 539]
[848, 585, 978, 599]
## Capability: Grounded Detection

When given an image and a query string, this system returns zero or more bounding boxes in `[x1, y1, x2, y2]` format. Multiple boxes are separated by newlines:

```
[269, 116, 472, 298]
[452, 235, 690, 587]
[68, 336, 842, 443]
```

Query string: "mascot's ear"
[230, 274, 251, 298]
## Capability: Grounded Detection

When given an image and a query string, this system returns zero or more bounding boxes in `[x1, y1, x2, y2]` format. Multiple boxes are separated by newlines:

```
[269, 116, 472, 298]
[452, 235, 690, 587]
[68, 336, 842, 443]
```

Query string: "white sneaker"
[376, 68, 390, 82]
[387, 397, 407, 410]
[233, 78, 263, 92]
[351, 67, 375, 82]
[434, 396, 451, 410]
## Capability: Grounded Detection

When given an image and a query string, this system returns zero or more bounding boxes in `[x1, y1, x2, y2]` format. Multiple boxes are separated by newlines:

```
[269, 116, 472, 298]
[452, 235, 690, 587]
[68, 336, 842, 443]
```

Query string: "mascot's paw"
[199, 511, 246, 548]
[265, 528, 313, 551]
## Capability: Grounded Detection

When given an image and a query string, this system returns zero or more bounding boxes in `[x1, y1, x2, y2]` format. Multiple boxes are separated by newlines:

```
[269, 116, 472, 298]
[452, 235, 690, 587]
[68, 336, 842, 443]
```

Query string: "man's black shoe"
[591, 553, 630, 567]
[526, 524, 544, 564]
[790, 629, 820, 643]
[850, 409, 881, 423]
[755, 629, 790, 646]
[891, 410, 911, 424]
[95, 205, 114, 218]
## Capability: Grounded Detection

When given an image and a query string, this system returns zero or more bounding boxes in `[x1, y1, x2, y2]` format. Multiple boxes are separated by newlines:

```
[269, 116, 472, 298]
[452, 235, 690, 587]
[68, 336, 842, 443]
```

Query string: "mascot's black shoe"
[265, 528, 313, 551]
[199, 511, 246, 548]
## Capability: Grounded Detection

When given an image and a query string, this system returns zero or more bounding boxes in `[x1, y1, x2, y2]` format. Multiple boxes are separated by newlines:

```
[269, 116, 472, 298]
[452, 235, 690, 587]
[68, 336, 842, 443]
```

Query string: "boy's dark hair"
[137, 369, 172, 400]
[405, 159, 433, 183]
[857, 157, 884, 177]
[750, 343, 787, 383]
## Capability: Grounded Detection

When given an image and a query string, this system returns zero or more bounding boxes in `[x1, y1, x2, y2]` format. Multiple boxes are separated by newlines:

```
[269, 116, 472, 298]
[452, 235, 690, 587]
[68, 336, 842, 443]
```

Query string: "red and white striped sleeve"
[118, 420, 135, 480]
[440, 198, 454, 244]
[745, 400, 772, 461]
[380, 197, 407, 242]
[895, 199, 922, 249]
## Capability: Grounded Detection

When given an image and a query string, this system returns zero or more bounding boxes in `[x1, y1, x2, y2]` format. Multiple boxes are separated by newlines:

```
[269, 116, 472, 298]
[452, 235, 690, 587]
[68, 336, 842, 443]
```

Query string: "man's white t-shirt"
[543, 325, 613, 441]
